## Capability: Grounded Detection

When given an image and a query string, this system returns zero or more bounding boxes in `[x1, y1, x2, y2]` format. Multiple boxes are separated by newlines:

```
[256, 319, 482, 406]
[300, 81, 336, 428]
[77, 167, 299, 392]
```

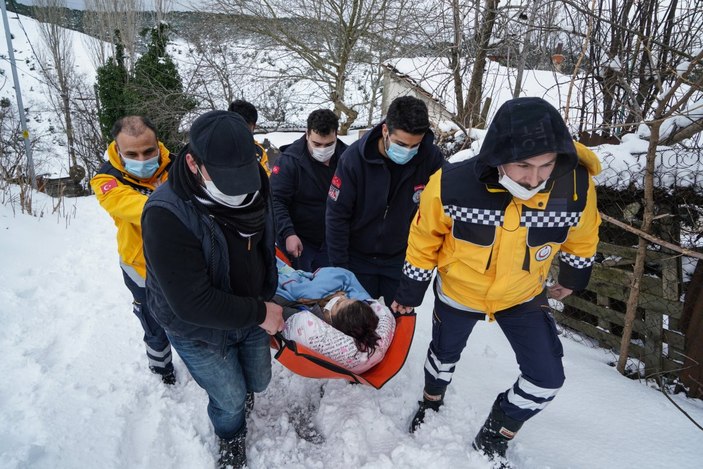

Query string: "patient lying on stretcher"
[274, 259, 395, 373]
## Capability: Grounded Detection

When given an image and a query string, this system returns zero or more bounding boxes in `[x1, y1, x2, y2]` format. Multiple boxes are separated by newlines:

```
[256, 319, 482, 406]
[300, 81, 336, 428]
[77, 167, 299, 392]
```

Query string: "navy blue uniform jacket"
[271, 135, 348, 248]
[325, 122, 444, 267]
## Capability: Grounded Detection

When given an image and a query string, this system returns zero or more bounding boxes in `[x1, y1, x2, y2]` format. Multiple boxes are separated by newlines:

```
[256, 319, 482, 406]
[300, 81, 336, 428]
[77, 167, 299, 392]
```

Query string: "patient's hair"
[332, 300, 381, 356]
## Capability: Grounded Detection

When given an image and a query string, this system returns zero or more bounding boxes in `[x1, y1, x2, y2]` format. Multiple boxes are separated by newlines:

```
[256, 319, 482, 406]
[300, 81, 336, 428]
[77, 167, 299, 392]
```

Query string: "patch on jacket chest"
[535, 245, 552, 261]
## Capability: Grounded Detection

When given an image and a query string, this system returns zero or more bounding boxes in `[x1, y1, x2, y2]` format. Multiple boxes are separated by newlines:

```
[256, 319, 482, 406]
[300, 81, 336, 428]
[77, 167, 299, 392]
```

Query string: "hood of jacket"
[474, 97, 578, 184]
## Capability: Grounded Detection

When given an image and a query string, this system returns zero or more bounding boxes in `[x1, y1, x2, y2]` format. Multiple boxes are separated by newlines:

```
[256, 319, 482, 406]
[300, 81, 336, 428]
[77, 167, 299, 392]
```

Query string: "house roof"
[383, 57, 577, 124]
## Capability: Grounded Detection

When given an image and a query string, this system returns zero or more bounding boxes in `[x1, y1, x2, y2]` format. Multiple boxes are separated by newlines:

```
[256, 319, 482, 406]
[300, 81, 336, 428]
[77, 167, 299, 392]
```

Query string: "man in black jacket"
[142, 111, 284, 469]
[326, 96, 444, 304]
[271, 109, 348, 270]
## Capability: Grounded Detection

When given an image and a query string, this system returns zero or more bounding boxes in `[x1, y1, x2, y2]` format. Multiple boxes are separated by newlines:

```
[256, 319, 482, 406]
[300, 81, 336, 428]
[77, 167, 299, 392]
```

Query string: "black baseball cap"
[188, 110, 260, 196]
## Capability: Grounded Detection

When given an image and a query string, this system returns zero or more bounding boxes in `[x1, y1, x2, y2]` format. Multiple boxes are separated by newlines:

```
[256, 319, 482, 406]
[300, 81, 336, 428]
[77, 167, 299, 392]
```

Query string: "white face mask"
[324, 295, 344, 313]
[309, 143, 336, 163]
[198, 167, 256, 207]
[498, 167, 547, 201]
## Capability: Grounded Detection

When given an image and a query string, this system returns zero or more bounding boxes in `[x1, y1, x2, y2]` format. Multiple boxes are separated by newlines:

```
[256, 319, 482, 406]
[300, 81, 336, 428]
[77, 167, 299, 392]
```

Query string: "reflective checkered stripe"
[402, 261, 433, 282]
[521, 211, 581, 227]
[559, 251, 594, 269]
[444, 205, 504, 226]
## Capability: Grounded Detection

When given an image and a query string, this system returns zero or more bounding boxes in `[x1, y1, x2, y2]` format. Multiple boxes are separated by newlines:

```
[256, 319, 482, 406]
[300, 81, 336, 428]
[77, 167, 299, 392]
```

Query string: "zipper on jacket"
[383, 205, 390, 219]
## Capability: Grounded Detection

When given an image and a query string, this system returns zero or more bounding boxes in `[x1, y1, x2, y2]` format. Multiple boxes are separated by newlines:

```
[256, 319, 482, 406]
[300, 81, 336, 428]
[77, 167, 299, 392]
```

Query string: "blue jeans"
[122, 269, 173, 373]
[167, 327, 272, 438]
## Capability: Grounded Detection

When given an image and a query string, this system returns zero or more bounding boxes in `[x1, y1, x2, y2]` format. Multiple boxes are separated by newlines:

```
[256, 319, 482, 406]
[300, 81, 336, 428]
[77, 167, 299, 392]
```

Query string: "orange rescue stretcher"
[271, 246, 416, 389]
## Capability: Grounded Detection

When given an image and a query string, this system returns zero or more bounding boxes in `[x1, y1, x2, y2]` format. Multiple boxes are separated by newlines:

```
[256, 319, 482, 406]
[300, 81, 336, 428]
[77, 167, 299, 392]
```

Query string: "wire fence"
[550, 141, 703, 399]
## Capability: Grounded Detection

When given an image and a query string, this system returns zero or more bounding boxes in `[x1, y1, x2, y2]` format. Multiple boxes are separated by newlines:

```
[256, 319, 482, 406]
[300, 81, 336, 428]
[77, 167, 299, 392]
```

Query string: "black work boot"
[150, 366, 176, 385]
[472, 395, 524, 465]
[217, 429, 247, 469]
[409, 392, 445, 433]
[160, 370, 176, 385]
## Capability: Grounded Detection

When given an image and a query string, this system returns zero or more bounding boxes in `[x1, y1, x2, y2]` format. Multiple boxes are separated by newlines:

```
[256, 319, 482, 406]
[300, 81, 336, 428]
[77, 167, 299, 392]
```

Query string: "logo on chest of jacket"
[412, 184, 426, 204]
[536, 245, 552, 262]
[272, 165, 280, 175]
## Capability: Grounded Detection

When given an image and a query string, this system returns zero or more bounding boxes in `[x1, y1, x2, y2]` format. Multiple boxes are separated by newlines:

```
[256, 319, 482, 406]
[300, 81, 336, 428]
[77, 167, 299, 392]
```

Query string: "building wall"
[381, 69, 455, 126]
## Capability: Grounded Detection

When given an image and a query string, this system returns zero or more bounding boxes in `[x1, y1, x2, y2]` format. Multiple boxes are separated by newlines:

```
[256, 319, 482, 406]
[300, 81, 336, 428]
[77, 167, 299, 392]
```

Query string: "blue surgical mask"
[123, 154, 160, 179]
[385, 136, 419, 165]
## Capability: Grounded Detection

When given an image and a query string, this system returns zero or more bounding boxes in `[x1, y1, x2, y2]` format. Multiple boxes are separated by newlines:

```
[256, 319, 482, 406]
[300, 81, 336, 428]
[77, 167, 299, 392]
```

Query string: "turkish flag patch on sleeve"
[100, 179, 118, 194]
[331, 175, 342, 188]
[272, 166, 280, 175]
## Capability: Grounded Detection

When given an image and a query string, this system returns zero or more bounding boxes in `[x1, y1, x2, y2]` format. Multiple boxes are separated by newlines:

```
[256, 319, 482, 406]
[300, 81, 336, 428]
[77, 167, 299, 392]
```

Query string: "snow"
[2, 10, 703, 468]
[4, 11, 703, 192]
[386, 57, 577, 124]
[1, 189, 702, 469]
[0, 9, 100, 178]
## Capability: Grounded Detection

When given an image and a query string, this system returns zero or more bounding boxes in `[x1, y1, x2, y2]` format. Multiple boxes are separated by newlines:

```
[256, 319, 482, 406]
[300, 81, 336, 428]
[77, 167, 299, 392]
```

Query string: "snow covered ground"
[1, 190, 702, 469]
[2, 9, 703, 468]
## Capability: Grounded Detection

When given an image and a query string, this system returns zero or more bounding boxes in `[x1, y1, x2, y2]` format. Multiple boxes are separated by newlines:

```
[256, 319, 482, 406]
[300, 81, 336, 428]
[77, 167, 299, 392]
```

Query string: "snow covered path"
[1, 193, 702, 469]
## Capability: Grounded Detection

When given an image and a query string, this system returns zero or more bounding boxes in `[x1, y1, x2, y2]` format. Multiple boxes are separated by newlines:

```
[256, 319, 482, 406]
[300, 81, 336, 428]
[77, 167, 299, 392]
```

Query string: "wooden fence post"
[643, 257, 677, 378]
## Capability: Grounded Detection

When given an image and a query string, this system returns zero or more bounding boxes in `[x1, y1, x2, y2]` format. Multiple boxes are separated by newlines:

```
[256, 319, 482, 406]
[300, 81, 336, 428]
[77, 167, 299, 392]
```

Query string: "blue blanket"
[276, 258, 370, 302]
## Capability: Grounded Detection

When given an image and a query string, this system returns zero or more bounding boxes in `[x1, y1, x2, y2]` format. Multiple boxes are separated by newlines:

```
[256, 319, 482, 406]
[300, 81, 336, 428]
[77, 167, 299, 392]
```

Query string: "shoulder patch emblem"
[331, 175, 342, 188]
[536, 245, 552, 262]
[272, 165, 280, 175]
[412, 184, 425, 204]
[100, 179, 118, 194]
[328, 186, 340, 201]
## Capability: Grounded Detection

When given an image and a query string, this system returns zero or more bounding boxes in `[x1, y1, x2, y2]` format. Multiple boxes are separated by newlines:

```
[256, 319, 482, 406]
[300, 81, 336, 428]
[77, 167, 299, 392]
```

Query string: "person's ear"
[185, 153, 198, 175]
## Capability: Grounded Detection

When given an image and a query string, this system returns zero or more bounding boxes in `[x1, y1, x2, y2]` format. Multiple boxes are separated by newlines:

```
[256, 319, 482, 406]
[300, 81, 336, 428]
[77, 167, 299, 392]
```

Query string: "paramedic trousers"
[423, 291, 565, 422]
[167, 326, 271, 439]
[122, 269, 173, 374]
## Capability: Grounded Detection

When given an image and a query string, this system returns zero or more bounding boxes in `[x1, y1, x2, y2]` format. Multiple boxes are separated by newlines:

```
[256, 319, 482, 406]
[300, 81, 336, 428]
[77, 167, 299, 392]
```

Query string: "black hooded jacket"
[394, 97, 600, 309]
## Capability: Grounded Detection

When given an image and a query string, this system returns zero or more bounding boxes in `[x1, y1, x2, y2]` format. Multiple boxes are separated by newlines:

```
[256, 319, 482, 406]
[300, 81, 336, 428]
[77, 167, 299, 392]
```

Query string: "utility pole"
[1, 0, 37, 189]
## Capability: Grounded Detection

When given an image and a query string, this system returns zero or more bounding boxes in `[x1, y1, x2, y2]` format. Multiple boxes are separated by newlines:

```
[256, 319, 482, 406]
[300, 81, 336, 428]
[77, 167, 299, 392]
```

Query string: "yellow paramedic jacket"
[90, 141, 171, 284]
[255, 141, 272, 177]
[396, 142, 601, 317]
